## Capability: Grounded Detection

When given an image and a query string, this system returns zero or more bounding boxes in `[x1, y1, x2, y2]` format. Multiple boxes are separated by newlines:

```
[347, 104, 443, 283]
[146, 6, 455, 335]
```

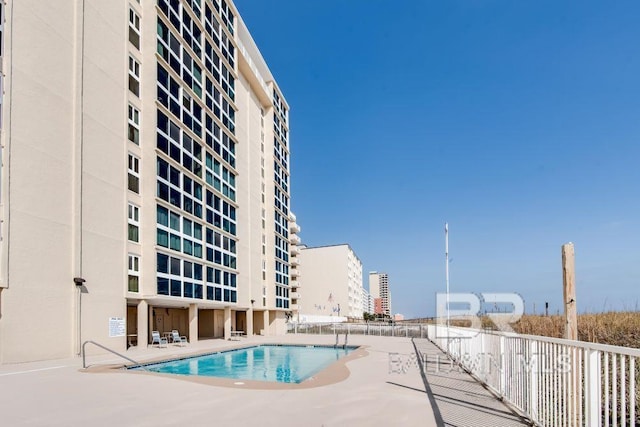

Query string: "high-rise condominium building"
[297, 244, 363, 322]
[369, 272, 392, 316]
[0, 0, 298, 364]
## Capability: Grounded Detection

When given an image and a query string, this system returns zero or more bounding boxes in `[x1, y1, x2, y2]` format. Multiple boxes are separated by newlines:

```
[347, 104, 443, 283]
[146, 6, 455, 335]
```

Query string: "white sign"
[109, 317, 126, 337]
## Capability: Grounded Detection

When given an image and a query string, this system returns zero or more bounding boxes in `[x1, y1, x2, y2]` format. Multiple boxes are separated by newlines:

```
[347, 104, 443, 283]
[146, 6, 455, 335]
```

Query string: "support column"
[148, 306, 154, 345]
[137, 300, 148, 347]
[246, 309, 253, 337]
[263, 310, 270, 336]
[224, 306, 231, 340]
[189, 304, 198, 343]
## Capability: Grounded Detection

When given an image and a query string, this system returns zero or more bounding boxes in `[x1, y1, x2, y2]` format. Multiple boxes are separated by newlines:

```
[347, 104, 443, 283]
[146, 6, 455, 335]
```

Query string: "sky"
[234, 0, 640, 318]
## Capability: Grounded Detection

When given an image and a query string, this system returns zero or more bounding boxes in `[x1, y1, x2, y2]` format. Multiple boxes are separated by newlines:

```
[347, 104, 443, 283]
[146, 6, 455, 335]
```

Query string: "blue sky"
[235, 0, 640, 318]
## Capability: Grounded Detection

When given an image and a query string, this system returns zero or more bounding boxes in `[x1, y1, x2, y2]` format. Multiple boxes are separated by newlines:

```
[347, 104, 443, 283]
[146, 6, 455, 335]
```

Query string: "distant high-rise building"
[297, 244, 363, 322]
[373, 298, 383, 315]
[369, 272, 392, 316]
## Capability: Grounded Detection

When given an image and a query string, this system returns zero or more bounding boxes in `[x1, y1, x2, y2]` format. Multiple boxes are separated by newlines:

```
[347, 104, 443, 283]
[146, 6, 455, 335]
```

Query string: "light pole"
[445, 222, 450, 328]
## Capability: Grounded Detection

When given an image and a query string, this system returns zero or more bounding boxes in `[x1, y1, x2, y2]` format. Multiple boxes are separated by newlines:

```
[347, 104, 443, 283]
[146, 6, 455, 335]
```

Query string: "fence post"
[499, 336, 506, 396]
[528, 340, 539, 421]
[479, 333, 486, 380]
[585, 349, 601, 426]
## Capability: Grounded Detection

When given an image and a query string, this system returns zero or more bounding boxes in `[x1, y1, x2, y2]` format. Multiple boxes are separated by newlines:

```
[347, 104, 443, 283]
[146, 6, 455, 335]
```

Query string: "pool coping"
[83, 342, 369, 390]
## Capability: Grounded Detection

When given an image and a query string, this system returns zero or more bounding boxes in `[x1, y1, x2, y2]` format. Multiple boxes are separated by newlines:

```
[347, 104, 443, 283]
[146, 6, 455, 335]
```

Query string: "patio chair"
[171, 330, 188, 346]
[150, 330, 168, 348]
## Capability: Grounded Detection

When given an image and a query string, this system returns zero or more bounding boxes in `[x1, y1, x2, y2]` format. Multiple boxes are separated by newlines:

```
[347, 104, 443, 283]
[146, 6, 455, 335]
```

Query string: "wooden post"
[563, 243, 580, 427]
[562, 243, 578, 340]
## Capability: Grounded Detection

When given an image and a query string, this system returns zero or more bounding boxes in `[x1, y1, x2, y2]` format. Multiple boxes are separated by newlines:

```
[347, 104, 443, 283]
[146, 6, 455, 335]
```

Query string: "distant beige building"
[0, 0, 297, 364]
[369, 272, 392, 316]
[297, 244, 363, 322]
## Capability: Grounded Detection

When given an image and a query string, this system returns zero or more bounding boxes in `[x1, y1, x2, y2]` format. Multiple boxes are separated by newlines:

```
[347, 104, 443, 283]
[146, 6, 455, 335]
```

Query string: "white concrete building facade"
[0, 0, 295, 364]
[362, 288, 373, 315]
[297, 244, 363, 323]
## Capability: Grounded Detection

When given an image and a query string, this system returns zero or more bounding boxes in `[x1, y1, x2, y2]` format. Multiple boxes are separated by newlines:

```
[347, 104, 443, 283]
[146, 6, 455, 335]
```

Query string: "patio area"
[0, 334, 527, 426]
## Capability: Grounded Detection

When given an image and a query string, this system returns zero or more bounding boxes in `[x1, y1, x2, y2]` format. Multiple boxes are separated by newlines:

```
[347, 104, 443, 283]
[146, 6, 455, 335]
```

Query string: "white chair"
[171, 330, 188, 346]
[150, 330, 168, 348]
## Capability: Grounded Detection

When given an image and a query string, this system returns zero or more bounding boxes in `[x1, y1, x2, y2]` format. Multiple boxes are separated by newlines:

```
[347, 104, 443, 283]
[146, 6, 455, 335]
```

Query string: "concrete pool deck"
[0, 334, 527, 426]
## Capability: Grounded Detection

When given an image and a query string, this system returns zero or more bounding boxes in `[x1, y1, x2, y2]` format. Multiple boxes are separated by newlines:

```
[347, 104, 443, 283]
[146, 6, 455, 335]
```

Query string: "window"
[128, 104, 140, 145]
[128, 154, 140, 193]
[129, 9, 141, 49]
[128, 254, 140, 292]
[128, 56, 140, 96]
[128, 203, 140, 242]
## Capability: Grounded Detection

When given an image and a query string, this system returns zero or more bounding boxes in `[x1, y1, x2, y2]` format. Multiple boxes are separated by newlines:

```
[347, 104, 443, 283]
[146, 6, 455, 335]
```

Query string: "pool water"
[134, 345, 356, 383]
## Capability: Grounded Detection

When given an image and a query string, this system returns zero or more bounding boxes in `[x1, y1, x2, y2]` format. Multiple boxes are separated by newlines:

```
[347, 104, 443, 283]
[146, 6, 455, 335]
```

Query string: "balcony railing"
[290, 235, 301, 245]
[236, 39, 270, 96]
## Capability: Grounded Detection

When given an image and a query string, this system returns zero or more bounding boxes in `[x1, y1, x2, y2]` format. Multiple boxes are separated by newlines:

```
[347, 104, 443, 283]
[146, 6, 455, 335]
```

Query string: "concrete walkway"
[413, 338, 531, 427]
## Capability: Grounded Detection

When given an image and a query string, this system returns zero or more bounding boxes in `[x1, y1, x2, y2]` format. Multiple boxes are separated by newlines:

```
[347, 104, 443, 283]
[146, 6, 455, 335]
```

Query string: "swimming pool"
[133, 345, 356, 384]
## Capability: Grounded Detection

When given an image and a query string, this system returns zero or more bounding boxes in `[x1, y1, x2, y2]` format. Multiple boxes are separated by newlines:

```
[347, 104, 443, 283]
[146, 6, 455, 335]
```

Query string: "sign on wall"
[108, 317, 126, 337]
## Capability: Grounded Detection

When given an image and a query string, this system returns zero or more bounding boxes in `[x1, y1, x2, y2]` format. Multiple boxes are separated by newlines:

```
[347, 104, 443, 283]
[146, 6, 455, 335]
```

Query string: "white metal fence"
[287, 322, 639, 425]
[287, 322, 429, 338]
[426, 324, 640, 427]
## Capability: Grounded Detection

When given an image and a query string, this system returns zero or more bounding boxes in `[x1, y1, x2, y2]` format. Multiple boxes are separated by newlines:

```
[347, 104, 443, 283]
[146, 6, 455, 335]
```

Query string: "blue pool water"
[133, 345, 356, 383]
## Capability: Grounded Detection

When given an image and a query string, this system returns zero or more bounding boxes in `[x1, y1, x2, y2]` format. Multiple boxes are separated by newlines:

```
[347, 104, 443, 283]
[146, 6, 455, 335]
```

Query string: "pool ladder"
[334, 332, 348, 349]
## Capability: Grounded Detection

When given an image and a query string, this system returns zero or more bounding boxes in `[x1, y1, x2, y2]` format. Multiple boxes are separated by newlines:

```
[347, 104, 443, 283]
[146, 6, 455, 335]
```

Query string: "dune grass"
[511, 312, 640, 348]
